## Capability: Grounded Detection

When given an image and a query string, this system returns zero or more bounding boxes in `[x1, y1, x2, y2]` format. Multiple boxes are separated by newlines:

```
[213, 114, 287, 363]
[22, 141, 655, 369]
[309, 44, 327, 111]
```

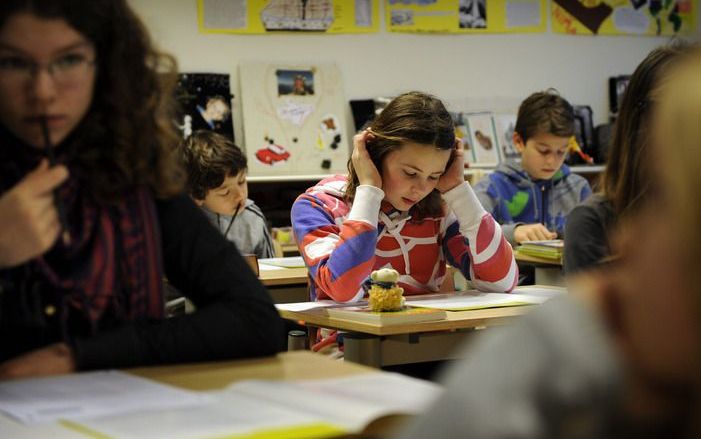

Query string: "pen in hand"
[40, 115, 71, 246]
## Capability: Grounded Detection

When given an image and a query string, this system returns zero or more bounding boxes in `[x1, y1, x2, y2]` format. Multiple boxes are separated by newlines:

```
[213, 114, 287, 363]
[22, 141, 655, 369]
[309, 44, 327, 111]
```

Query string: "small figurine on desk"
[363, 268, 405, 312]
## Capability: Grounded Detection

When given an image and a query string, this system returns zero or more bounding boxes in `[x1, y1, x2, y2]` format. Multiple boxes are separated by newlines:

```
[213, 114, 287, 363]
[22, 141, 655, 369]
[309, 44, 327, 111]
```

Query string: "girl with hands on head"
[292, 91, 518, 307]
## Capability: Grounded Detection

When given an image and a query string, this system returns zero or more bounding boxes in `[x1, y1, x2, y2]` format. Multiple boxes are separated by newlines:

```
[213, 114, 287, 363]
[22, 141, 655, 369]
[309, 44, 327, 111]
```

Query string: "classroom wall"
[129, 0, 675, 142]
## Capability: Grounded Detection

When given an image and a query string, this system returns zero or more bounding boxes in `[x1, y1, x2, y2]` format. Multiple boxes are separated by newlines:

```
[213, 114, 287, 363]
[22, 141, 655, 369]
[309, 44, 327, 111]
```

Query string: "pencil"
[41, 116, 71, 246]
[223, 205, 240, 237]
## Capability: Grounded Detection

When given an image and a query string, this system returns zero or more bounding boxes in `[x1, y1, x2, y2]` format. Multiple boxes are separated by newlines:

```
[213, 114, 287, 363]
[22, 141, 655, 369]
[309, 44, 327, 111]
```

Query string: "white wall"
[129, 0, 674, 137]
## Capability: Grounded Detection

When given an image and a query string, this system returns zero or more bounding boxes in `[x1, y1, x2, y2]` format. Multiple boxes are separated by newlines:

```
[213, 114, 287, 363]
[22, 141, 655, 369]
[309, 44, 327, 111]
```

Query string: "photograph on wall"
[465, 112, 500, 167]
[459, 0, 487, 29]
[239, 63, 349, 176]
[175, 73, 234, 140]
[494, 113, 519, 162]
[552, 0, 697, 36]
[276, 69, 315, 96]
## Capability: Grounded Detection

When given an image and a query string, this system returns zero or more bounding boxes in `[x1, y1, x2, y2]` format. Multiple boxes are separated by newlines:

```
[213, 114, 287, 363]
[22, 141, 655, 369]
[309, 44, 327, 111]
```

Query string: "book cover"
[325, 306, 447, 325]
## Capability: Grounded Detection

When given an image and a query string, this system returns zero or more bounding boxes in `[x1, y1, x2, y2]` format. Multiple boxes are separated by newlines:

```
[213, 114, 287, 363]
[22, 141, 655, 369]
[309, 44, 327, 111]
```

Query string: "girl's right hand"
[0, 160, 69, 268]
[351, 129, 382, 188]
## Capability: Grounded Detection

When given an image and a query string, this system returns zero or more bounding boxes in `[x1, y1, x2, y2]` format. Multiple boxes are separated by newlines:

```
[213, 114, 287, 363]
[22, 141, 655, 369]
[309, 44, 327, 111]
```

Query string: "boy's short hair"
[180, 130, 247, 200]
[515, 89, 575, 142]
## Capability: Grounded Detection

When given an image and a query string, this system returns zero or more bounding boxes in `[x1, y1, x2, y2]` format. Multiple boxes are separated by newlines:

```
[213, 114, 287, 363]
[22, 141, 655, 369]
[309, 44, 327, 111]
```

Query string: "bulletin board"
[552, 0, 697, 36]
[386, 0, 547, 34]
[239, 63, 350, 176]
[198, 0, 379, 34]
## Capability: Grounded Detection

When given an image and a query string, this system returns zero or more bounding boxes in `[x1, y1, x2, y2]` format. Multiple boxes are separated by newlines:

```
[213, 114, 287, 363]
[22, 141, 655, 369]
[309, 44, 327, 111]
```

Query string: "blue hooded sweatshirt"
[473, 162, 592, 245]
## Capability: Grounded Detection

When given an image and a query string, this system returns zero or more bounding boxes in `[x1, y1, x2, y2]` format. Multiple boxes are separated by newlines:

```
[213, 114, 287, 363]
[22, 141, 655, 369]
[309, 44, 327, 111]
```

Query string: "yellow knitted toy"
[366, 268, 404, 312]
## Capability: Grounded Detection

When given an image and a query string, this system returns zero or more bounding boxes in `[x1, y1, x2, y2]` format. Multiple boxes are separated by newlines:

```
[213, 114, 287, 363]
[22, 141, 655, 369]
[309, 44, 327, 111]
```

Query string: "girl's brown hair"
[0, 0, 184, 203]
[345, 91, 455, 218]
[602, 43, 691, 218]
[652, 46, 701, 434]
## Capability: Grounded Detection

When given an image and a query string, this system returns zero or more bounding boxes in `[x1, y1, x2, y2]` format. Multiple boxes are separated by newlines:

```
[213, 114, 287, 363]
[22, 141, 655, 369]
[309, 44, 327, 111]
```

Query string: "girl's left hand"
[437, 138, 466, 193]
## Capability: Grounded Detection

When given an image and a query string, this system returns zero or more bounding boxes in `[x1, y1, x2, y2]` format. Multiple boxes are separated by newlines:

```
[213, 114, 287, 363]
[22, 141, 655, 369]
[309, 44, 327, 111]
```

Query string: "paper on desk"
[72, 372, 442, 439]
[512, 285, 567, 297]
[0, 370, 211, 425]
[258, 256, 306, 268]
[406, 292, 550, 311]
[257, 263, 282, 271]
[276, 299, 367, 312]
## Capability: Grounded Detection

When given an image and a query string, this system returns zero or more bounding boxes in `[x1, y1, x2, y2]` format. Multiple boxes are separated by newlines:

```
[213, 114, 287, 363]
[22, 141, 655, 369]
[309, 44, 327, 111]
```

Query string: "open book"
[69, 373, 442, 439]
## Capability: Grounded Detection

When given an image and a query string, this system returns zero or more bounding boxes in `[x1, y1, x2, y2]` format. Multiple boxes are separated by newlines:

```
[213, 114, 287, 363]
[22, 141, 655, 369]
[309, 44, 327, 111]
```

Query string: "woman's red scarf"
[0, 129, 164, 331]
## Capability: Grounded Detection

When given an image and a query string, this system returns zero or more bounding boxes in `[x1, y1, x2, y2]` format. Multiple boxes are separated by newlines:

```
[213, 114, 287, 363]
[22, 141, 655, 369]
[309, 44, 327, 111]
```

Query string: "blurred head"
[602, 43, 692, 218]
[611, 46, 701, 405]
[203, 95, 229, 122]
[345, 91, 455, 217]
[180, 130, 248, 215]
[513, 89, 574, 180]
[0, 0, 183, 203]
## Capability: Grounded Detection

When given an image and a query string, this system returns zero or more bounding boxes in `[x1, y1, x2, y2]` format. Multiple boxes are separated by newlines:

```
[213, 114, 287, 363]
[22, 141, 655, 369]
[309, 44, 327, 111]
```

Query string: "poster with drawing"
[552, 0, 697, 36]
[239, 63, 349, 176]
[465, 112, 500, 167]
[494, 113, 519, 162]
[199, 0, 379, 34]
[175, 73, 234, 140]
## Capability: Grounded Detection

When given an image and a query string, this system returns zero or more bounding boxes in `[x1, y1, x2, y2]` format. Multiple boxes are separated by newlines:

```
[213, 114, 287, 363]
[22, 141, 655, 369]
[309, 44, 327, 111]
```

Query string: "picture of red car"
[256, 141, 291, 165]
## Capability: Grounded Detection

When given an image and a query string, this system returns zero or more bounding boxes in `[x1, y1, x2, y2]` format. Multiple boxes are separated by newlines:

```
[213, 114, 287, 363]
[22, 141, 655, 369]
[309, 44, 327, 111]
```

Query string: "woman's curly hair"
[0, 0, 185, 203]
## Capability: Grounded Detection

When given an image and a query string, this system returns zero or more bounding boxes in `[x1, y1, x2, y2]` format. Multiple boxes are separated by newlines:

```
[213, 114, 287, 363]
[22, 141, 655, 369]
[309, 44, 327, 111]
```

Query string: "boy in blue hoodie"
[474, 90, 592, 245]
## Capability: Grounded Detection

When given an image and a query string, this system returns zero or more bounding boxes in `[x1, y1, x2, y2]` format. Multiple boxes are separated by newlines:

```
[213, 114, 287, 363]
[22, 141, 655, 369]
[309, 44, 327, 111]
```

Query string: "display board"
[240, 63, 350, 176]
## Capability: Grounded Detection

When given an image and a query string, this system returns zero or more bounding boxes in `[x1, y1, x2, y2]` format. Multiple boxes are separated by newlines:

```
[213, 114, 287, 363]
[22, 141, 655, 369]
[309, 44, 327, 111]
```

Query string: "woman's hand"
[437, 138, 466, 193]
[0, 159, 69, 268]
[0, 343, 76, 380]
[514, 223, 557, 243]
[351, 129, 382, 188]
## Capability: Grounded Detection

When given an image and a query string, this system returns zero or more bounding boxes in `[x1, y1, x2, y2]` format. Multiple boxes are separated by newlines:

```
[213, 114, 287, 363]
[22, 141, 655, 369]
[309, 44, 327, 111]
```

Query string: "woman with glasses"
[0, 0, 283, 379]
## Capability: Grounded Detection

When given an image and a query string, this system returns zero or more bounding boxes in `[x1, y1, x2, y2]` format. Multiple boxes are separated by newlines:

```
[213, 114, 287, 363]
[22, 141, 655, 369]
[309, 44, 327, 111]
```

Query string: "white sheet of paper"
[512, 285, 567, 297]
[406, 292, 549, 311]
[258, 256, 306, 268]
[275, 299, 362, 312]
[0, 371, 211, 425]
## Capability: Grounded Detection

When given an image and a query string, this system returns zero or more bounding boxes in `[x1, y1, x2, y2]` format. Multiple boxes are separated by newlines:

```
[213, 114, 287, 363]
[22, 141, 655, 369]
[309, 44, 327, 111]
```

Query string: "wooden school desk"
[258, 265, 309, 303]
[514, 251, 564, 286]
[279, 303, 530, 368]
[1, 352, 377, 438]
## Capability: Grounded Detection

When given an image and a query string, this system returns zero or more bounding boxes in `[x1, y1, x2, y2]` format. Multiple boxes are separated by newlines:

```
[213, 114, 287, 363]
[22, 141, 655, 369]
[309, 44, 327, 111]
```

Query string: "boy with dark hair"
[180, 131, 275, 258]
[474, 90, 592, 245]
